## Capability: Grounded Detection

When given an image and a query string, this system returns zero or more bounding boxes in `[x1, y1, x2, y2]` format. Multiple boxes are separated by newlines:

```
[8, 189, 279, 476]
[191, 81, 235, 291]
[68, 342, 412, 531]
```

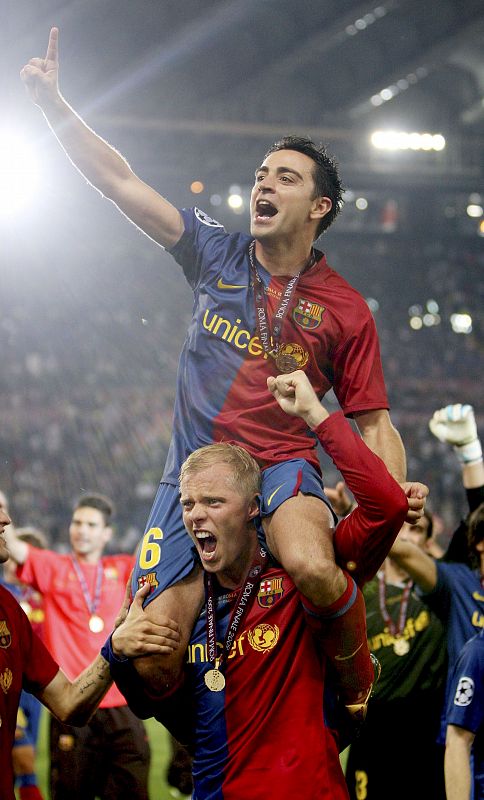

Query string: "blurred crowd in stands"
[1, 231, 482, 551]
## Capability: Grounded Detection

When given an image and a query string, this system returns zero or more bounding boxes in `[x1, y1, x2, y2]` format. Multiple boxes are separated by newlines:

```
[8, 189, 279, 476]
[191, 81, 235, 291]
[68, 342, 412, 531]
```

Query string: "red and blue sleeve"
[315, 412, 408, 585]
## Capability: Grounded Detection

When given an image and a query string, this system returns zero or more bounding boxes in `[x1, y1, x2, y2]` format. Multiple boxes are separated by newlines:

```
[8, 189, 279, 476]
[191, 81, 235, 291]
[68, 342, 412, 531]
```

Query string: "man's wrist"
[454, 439, 483, 466]
[302, 405, 329, 430]
[101, 634, 128, 665]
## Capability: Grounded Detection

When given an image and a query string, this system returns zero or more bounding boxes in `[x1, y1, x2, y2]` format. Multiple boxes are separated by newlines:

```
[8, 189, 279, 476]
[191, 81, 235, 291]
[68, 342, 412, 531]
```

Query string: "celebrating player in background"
[389, 404, 484, 766]
[4, 493, 151, 800]
[106, 371, 408, 800]
[21, 28, 425, 715]
[0, 503, 180, 800]
[445, 629, 484, 800]
[344, 507, 447, 800]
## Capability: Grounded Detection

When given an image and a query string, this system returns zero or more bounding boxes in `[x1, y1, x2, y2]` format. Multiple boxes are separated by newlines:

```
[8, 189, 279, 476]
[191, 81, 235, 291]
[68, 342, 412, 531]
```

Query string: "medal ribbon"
[249, 240, 303, 360]
[204, 545, 268, 673]
[70, 556, 103, 618]
[377, 572, 412, 637]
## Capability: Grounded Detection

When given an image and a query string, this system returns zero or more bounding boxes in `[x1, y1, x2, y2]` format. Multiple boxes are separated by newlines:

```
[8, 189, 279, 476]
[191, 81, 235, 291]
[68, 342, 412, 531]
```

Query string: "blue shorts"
[14, 691, 42, 748]
[259, 459, 335, 522]
[132, 460, 334, 607]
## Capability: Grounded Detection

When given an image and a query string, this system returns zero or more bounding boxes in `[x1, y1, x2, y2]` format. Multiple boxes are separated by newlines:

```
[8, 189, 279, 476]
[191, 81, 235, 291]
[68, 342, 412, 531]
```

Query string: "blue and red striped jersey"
[162, 207, 388, 484]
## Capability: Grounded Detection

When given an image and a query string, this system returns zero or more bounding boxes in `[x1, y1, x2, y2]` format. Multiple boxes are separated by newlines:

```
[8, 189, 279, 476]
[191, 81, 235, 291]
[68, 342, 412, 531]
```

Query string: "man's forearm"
[355, 410, 406, 482]
[38, 654, 112, 726]
[445, 730, 473, 800]
[3, 525, 28, 564]
[315, 412, 408, 585]
[41, 95, 133, 198]
[389, 539, 437, 592]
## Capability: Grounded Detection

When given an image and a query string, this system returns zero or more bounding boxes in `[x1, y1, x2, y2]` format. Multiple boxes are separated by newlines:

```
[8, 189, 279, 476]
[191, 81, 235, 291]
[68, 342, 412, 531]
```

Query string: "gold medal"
[89, 614, 105, 633]
[275, 352, 299, 373]
[393, 637, 410, 656]
[204, 668, 226, 692]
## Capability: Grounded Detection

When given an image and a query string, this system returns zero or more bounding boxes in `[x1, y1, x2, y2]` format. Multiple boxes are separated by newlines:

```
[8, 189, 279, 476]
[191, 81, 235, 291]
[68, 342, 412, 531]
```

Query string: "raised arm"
[429, 404, 484, 495]
[430, 404, 484, 563]
[21, 28, 183, 249]
[388, 538, 437, 593]
[2, 520, 29, 565]
[268, 371, 410, 584]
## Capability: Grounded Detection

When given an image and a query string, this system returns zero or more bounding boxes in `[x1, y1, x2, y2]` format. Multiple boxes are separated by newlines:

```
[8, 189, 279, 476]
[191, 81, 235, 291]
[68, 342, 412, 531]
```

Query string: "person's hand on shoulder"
[111, 583, 181, 659]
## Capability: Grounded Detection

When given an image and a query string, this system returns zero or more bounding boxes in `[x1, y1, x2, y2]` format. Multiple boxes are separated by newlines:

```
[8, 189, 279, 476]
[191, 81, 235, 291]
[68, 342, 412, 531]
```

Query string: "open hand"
[111, 583, 181, 659]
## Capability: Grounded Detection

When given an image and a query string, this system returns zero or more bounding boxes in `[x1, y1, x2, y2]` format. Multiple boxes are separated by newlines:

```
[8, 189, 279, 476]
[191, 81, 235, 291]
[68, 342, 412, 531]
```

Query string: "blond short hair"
[179, 443, 261, 500]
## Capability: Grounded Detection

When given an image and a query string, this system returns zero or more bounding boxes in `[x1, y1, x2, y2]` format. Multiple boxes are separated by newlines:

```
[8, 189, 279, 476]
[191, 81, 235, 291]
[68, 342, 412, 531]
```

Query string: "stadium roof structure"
[7, 0, 484, 189]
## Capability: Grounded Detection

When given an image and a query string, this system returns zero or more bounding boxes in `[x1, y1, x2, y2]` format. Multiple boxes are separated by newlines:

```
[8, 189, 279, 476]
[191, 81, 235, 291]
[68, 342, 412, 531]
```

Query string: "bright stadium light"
[450, 313, 472, 334]
[228, 193, 244, 212]
[371, 130, 446, 152]
[0, 130, 41, 216]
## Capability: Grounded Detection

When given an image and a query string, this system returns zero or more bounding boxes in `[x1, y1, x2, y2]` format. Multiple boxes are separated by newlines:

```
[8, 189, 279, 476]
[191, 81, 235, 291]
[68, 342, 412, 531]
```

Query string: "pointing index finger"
[45, 27, 59, 64]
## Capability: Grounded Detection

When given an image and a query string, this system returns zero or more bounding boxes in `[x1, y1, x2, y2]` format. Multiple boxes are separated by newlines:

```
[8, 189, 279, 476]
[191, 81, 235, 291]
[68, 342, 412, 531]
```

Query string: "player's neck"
[72, 550, 103, 565]
[216, 538, 258, 590]
[254, 239, 314, 277]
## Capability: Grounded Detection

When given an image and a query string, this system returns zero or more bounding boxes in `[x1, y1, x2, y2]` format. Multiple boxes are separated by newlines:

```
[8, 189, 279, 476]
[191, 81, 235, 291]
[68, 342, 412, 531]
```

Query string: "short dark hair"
[265, 136, 344, 237]
[74, 493, 114, 526]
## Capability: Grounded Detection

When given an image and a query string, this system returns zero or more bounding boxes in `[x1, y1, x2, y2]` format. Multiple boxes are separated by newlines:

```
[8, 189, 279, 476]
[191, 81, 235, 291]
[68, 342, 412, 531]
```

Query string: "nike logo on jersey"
[217, 278, 248, 290]
[267, 484, 286, 507]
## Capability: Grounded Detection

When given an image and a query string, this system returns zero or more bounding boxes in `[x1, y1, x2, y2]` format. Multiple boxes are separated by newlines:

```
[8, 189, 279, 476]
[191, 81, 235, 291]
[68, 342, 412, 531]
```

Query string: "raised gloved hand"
[429, 404, 482, 465]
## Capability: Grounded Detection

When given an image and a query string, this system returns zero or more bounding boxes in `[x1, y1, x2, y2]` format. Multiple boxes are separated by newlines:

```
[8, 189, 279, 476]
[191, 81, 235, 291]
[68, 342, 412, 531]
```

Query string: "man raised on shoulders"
[21, 28, 424, 713]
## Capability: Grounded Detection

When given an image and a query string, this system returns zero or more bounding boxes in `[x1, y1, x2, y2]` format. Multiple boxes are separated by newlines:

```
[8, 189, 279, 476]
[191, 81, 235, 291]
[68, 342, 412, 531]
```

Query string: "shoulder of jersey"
[194, 208, 225, 229]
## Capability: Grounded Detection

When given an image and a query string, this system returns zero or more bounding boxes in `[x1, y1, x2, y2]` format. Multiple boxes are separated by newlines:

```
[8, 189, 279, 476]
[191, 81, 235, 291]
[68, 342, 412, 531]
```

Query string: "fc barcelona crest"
[293, 298, 324, 330]
[0, 668, 12, 694]
[137, 572, 159, 592]
[0, 620, 11, 649]
[257, 577, 284, 608]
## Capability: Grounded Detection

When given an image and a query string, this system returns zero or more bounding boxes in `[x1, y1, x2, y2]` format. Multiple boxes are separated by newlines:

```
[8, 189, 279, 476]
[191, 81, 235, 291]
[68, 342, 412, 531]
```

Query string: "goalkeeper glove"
[429, 404, 482, 465]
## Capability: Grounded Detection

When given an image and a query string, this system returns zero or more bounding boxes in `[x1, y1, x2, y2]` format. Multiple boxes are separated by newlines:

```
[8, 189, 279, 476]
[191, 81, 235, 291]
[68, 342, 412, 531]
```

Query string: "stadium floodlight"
[0, 129, 41, 216]
[450, 313, 472, 335]
[467, 204, 483, 218]
[370, 130, 446, 152]
[409, 316, 423, 330]
[228, 193, 243, 212]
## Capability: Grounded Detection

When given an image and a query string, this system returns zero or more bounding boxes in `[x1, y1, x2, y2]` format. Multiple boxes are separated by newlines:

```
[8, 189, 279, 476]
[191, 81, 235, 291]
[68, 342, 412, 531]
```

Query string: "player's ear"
[310, 195, 332, 223]
[103, 525, 113, 544]
[247, 497, 259, 521]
